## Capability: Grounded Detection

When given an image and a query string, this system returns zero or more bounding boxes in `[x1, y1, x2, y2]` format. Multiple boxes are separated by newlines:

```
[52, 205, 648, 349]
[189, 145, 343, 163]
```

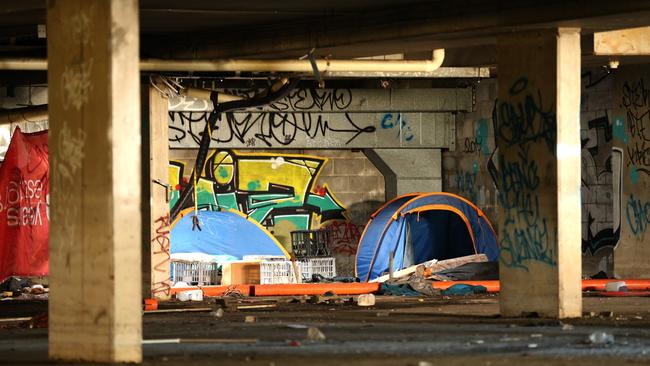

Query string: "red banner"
[0, 128, 49, 281]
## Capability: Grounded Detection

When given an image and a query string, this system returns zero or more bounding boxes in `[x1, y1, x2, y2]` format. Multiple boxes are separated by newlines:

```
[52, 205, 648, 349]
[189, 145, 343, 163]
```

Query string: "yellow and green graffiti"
[169, 150, 347, 247]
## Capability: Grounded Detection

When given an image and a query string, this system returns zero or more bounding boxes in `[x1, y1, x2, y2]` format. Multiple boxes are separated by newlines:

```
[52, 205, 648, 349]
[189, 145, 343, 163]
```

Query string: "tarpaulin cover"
[356, 192, 499, 281]
[170, 209, 289, 260]
[0, 128, 49, 281]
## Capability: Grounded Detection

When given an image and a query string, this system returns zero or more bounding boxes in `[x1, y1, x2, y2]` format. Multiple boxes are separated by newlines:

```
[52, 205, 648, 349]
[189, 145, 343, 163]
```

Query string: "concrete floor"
[2, 295, 650, 365]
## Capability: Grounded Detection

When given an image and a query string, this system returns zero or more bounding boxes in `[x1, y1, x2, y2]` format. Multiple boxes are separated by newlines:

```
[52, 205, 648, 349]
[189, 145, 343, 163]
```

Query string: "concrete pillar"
[495, 29, 582, 318]
[48, 0, 142, 362]
[149, 78, 171, 299]
[365, 149, 441, 199]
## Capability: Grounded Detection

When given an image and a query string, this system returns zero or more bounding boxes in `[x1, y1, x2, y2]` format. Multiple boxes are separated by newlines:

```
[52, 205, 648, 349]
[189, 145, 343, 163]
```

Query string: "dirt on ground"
[2, 294, 650, 365]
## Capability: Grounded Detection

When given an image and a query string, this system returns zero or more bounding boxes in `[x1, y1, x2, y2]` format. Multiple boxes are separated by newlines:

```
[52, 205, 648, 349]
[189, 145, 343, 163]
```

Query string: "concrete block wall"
[442, 79, 499, 224]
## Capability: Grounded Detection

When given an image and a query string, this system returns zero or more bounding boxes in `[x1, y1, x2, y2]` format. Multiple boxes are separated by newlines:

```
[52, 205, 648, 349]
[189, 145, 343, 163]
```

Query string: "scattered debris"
[144, 307, 212, 314]
[441, 284, 487, 296]
[177, 289, 203, 302]
[285, 324, 309, 329]
[306, 327, 326, 341]
[530, 333, 543, 338]
[561, 323, 575, 331]
[528, 343, 538, 348]
[237, 304, 277, 310]
[599, 311, 614, 318]
[29, 312, 48, 329]
[142, 338, 257, 344]
[604, 281, 627, 292]
[144, 298, 158, 311]
[244, 315, 256, 323]
[356, 294, 376, 307]
[587, 331, 615, 345]
[210, 308, 224, 318]
[376, 311, 390, 317]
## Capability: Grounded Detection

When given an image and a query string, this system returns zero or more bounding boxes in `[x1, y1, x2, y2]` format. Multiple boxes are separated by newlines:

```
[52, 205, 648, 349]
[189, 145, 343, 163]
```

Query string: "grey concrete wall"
[168, 88, 466, 149]
[365, 148, 442, 198]
[442, 79, 499, 223]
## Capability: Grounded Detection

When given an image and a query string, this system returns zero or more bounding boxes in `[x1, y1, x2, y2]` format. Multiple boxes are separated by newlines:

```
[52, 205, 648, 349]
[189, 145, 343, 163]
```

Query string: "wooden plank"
[594, 26, 650, 55]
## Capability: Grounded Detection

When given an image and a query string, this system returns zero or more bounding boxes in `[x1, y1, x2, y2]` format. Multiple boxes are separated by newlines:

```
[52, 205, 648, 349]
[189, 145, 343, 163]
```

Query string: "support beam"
[149, 78, 171, 300]
[365, 149, 442, 199]
[495, 29, 582, 318]
[48, 0, 142, 362]
[594, 26, 650, 55]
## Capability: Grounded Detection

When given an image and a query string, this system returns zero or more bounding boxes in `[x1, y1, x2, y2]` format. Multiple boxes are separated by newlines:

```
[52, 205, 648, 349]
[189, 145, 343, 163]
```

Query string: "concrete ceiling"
[1, 1, 650, 66]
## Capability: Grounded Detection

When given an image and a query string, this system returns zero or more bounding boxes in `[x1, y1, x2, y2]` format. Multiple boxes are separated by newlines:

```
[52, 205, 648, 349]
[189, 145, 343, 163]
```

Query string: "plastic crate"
[291, 230, 330, 257]
[242, 255, 287, 262]
[259, 260, 301, 284]
[171, 260, 218, 285]
[298, 257, 336, 281]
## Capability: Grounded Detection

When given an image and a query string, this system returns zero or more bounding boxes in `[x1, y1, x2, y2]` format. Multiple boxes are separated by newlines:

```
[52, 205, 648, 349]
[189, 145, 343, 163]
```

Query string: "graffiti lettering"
[380, 113, 414, 142]
[494, 77, 556, 153]
[626, 194, 650, 237]
[151, 214, 171, 297]
[622, 78, 650, 181]
[495, 76, 557, 270]
[325, 221, 363, 256]
[169, 111, 376, 147]
[169, 150, 348, 248]
[463, 137, 483, 154]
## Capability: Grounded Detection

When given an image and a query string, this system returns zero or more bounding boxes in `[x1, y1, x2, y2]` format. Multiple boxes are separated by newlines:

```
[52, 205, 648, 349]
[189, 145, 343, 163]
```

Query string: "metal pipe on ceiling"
[0, 49, 445, 73]
[0, 104, 48, 125]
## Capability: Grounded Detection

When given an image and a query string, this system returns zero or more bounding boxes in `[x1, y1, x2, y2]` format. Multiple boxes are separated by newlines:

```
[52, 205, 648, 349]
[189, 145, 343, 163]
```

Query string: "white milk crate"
[171, 260, 218, 285]
[298, 257, 336, 281]
[242, 255, 287, 262]
[259, 260, 301, 284]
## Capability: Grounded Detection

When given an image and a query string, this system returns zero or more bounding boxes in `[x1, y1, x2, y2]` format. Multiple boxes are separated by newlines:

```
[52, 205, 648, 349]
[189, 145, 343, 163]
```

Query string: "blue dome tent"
[170, 209, 289, 261]
[355, 193, 498, 282]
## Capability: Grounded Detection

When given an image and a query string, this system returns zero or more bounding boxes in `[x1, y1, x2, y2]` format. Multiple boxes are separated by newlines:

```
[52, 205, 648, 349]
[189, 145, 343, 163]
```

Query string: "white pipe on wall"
[0, 50, 445, 73]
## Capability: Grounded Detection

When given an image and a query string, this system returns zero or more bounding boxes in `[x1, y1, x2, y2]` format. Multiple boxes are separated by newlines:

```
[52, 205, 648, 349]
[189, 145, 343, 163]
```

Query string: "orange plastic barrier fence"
[169, 279, 650, 298]
[431, 279, 650, 293]
[253, 282, 381, 296]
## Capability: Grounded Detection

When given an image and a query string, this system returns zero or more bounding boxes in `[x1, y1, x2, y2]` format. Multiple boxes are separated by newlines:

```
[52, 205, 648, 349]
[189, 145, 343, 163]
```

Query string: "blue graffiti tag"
[626, 194, 650, 237]
[493, 77, 557, 154]
[495, 76, 558, 270]
[380, 113, 414, 142]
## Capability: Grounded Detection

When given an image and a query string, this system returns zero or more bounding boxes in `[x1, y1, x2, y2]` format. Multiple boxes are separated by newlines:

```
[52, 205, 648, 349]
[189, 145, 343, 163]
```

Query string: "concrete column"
[48, 0, 142, 362]
[365, 149, 441, 199]
[495, 29, 582, 318]
[149, 79, 171, 299]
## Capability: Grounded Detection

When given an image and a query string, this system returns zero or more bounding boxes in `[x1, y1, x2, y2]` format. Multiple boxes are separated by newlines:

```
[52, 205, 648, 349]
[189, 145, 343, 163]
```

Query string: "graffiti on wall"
[169, 111, 377, 148]
[169, 88, 377, 148]
[621, 78, 650, 182]
[169, 150, 351, 250]
[463, 118, 491, 155]
[581, 113, 622, 254]
[626, 194, 650, 237]
[494, 76, 557, 270]
[380, 113, 415, 142]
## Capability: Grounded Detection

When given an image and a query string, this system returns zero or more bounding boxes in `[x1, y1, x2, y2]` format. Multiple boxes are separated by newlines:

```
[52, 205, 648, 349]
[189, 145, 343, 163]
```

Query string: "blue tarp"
[171, 210, 289, 260]
[355, 193, 499, 282]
